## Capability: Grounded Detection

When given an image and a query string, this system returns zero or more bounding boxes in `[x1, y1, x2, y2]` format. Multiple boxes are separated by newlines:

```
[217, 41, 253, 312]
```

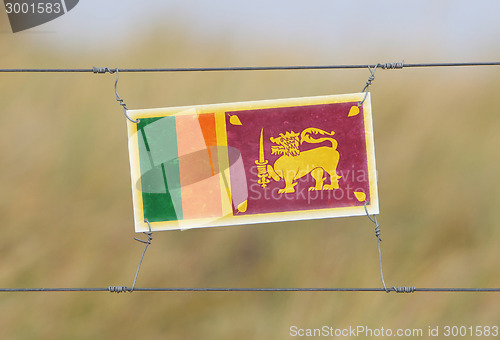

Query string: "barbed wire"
[0, 61, 499, 73]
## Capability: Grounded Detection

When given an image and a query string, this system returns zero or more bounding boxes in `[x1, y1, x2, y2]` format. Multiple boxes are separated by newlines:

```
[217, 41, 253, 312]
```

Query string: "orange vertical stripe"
[197, 112, 218, 175]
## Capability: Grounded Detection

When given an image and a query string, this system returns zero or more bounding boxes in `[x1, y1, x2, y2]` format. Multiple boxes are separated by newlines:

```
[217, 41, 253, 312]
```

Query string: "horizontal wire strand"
[1, 287, 500, 293]
[0, 62, 500, 73]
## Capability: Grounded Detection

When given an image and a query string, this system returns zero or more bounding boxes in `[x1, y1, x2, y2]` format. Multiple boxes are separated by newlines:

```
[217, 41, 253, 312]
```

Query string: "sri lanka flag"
[127, 93, 378, 232]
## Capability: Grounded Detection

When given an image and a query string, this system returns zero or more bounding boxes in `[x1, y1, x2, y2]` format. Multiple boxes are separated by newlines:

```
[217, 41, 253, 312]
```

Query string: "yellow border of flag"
[127, 92, 378, 232]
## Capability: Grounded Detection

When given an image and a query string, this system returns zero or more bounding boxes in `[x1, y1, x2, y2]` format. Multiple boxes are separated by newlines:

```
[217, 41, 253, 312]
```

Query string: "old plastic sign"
[127, 93, 378, 232]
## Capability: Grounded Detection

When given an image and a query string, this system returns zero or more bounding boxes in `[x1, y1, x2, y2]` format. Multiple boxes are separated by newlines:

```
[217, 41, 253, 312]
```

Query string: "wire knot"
[365, 73, 375, 87]
[391, 286, 415, 293]
[380, 61, 404, 70]
[364, 201, 382, 242]
[134, 231, 153, 245]
[92, 67, 116, 74]
[358, 64, 379, 105]
[374, 224, 382, 241]
[108, 286, 129, 293]
[134, 219, 153, 245]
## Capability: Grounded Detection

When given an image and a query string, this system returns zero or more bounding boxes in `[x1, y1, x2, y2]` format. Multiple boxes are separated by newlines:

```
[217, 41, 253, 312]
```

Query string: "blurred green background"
[1, 2, 500, 339]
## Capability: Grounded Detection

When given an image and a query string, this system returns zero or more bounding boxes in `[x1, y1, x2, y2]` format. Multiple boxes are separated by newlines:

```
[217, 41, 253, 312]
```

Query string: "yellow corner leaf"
[354, 191, 366, 202]
[348, 106, 360, 117]
[229, 115, 242, 125]
[237, 200, 247, 213]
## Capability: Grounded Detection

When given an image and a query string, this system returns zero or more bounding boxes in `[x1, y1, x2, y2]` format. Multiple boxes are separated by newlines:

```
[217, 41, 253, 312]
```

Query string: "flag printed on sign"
[127, 93, 378, 232]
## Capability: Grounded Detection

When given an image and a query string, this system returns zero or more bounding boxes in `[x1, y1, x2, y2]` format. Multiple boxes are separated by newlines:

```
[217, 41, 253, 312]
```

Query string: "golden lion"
[266, 128, 341, 193]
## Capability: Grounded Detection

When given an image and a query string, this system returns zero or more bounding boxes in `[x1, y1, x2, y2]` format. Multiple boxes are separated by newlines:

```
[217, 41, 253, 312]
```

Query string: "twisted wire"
[363, 202, 416, 294]
[130, 219, 154, 292]
[392, 286, 415, 293]
[2, 61, 499, 73]
[112, 68, 139, 123]
[364, 201, 389, 292]
[92, 67, 115, 74]
[108, 286, 129, 293]
[379, 61, 404, 69]
[358, 64, 380, 106]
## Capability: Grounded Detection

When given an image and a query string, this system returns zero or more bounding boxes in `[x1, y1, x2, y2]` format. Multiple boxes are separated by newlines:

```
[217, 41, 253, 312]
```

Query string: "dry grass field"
[1, 15, 500, 340]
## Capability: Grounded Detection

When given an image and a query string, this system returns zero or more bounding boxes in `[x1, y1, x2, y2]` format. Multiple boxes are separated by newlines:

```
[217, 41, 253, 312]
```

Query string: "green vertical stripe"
[137, 116, 183, 222]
